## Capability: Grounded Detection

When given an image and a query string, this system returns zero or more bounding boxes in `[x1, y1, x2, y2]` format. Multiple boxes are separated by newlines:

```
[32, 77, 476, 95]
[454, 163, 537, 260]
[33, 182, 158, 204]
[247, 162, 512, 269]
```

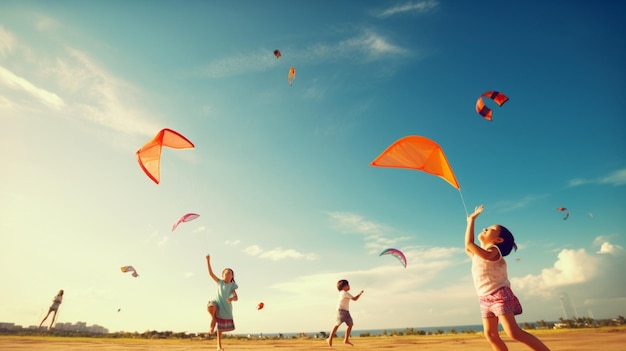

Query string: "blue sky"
[1, 0, 624, 334]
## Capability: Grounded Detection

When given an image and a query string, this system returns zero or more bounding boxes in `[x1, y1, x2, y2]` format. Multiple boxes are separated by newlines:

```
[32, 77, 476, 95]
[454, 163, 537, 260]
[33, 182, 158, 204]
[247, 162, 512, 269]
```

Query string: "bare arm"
[465, 205, 500, 261]
[206, 255, 219, 283]
[227, 289, 238, 303]
[351, 290, 364, 301]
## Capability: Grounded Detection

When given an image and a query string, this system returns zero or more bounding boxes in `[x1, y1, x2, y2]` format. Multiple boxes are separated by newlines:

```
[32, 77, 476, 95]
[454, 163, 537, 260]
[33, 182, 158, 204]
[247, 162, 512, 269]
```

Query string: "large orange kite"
[370, 135, 460, 190]
[136, 128, 194, 184]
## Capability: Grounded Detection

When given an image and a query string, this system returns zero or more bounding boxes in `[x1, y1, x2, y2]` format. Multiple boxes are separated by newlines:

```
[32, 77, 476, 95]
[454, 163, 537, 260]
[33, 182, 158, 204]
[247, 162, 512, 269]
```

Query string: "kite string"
[458, 189, 468, 217]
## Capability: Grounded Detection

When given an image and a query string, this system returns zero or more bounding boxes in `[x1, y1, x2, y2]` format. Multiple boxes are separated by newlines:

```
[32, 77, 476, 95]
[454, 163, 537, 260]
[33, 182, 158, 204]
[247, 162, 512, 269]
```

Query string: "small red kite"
[476, 91, 508, 121]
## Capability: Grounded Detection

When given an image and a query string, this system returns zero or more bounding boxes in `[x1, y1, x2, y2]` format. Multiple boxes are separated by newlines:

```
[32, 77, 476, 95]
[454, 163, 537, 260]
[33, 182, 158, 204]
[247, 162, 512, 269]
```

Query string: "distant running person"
[39, 289, 63, 330]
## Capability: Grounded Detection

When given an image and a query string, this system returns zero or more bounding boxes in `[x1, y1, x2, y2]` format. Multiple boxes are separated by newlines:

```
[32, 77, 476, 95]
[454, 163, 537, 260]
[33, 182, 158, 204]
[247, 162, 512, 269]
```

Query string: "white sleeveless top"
[471, 245, 510, 296]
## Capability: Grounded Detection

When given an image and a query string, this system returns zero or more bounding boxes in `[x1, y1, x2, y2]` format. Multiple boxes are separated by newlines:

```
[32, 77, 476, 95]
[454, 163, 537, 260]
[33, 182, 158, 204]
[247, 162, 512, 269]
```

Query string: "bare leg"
[483, 316, 508, 351]
[327, 324, 339, 347]
[207, 305, 217, 334]
[39, 310, 52, 328]
[499, 313, 550, 351]
[216, 330, 224, 350]
[344, 325, 353, 346]
[48, 311, 58, 330]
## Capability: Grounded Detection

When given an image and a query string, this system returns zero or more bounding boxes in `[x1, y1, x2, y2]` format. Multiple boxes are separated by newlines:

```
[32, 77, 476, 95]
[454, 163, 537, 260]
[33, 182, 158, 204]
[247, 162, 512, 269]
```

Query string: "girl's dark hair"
[337, 279, 349, 291]
[223, 268, 235, 284]
[496, 225, 518, 257]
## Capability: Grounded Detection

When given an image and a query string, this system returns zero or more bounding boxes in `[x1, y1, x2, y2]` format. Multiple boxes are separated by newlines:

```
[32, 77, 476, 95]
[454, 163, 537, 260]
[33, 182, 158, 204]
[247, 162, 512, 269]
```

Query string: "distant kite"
[379, 248, 407, 268]
[476, 91, 508, 121]
[172, 213, 200, 231]
[120, 266, 139, 277]
[557, 207, 569, 220]
[288, 66, 296, 86]
[370, 135, 460, 190]
[136, 128, 194, 184]
[257, 302, 264, 310]
[273, 50, 281, 59]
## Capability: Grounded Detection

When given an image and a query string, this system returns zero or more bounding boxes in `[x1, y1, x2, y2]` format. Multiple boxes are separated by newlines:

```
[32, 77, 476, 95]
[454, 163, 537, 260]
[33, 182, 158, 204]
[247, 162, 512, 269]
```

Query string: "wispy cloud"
[225, 239, 241, 246]
[35, 16, 61, 32]
[335, 30, 408, 58]
[492, 194, 549, 212]
[568, 168, 626, 187]
[244, 245, 318, 261]
[194, 48, 278, 78]
[327, 211, 385, 235]
[195, 30, 409, 78]
[0, 26, 16, 57]
[53, 48, 159, 136]
[1, 25, 160, 137]
[375, 0, 439, 18]
[0, 65, 65, 109]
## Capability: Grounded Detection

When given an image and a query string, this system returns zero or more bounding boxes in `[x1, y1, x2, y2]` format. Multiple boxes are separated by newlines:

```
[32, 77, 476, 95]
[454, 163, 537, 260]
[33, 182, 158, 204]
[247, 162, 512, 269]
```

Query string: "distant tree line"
[1, 316, 624, 340]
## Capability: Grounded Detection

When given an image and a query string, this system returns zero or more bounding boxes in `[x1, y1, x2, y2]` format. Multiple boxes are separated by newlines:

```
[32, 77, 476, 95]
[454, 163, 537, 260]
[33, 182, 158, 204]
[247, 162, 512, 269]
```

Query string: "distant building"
[0, 321, 108, 334]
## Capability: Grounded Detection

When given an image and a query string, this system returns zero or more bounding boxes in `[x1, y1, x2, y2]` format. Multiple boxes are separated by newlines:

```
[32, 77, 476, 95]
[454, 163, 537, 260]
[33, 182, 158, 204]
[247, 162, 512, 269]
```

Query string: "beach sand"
[1, 327, 624, 350]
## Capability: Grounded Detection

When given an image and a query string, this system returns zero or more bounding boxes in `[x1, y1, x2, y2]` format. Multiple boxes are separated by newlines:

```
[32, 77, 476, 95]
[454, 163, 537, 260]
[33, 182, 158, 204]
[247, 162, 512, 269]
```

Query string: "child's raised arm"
[464, 205, 484, 257]
[206, 255, 219, 283]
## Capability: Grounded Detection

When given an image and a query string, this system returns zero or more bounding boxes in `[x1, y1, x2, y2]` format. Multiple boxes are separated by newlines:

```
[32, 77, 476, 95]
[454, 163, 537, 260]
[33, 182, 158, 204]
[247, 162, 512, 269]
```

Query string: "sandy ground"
[1, 327, 624, 350]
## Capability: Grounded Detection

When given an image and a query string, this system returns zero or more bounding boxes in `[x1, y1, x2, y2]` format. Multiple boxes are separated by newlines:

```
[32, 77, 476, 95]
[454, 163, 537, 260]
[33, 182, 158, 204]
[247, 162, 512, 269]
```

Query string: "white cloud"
[195, 48, 278, 78]
[597, 241, 623, 255]
[225, 239, 241, 246]
[337, 31, 407, 57]
[493, 194, 549, 212]
[599, 168, 626, 186]
[35, 16, 61, 32]
[243, 245, 263, 256]
[512, 248, 598, 297]
[569, 168, 626, 187]
[0, 65, 65, 109]
[259, 248, 318, 261]
[328, 211, 385, 235]
[0, 26, 159, 136]
[376, 0, 439, 18]
[196, 30, 409, 78]
[0, 26, 16, 57]
[52, 48, 158, 136]
[568, 178, 588, 187]
[192, 226, 206, 233]
[243, 245, 318, 261]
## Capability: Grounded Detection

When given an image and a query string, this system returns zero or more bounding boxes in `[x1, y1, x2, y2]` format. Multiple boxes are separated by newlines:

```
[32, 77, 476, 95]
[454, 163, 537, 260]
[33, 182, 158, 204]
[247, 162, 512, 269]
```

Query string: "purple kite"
[379, 248, 407, 268]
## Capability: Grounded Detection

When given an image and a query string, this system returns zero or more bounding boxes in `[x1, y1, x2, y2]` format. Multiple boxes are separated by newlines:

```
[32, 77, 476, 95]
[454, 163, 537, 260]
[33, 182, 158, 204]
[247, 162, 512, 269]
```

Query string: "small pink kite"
[172, 213, 200, 231]
[120, 266, 139, 277]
